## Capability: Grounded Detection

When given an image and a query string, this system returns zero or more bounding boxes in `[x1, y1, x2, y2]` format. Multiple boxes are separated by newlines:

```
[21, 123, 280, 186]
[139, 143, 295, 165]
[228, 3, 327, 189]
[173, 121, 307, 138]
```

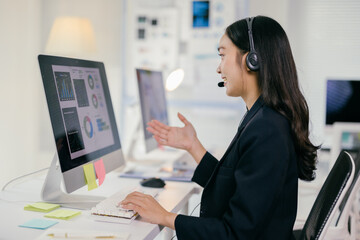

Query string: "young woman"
[120, 16, 318, 239]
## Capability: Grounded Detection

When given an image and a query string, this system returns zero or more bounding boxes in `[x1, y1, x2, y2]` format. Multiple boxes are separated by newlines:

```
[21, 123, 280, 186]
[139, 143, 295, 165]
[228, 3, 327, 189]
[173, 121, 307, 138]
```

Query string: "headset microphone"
[218, 82, 224, 87]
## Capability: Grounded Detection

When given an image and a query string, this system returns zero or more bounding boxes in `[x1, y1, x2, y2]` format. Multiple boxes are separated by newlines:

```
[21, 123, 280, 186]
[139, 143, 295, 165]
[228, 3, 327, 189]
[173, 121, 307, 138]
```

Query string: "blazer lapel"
[202, 96, 265, 190]
[238, 96, 264, 133]
[219, 96, 265, 162]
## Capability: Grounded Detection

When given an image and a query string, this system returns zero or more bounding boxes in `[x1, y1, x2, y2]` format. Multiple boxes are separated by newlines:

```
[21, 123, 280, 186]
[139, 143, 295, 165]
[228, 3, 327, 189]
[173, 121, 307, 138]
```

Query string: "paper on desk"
[44, 209, 81, 220]
[120, 166, 194, 182]
[19, 218, 58, 230]
[36, 228, 130, 240]
[24, 202, 60, 212]
[83, 163, 98, 190]
[94, 158, 106, 186]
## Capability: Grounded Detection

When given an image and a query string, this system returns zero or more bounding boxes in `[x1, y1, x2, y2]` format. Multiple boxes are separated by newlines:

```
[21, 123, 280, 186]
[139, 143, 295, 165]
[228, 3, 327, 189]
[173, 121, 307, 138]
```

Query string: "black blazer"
[175, 96, 298, 240]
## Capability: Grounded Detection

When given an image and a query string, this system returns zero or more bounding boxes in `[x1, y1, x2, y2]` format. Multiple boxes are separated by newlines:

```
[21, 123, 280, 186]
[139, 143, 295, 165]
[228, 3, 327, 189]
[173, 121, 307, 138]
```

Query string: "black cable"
[189, 202, 201, 216]
[170, 202, 201, 240]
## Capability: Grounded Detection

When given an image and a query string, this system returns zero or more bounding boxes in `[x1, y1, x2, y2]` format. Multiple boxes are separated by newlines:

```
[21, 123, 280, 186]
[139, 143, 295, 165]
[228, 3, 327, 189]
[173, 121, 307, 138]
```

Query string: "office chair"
[326, 150, 360, 239]
[294, 151, 355, 240]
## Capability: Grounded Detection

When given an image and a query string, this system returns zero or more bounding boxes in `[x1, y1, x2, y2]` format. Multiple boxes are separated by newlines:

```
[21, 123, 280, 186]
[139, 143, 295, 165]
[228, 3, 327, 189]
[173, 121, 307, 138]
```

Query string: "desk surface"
[0, 171, 198, 240]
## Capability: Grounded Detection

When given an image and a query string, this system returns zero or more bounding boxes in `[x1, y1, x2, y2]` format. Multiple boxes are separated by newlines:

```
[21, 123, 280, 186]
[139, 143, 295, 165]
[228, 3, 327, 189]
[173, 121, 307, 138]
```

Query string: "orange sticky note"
[83, 163, 98, 191]
[94, 158, 106, 186]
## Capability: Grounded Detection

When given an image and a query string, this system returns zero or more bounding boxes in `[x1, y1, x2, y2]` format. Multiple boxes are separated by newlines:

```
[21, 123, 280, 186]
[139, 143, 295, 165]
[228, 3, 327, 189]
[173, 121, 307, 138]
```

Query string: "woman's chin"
[225, 89, 234, 97]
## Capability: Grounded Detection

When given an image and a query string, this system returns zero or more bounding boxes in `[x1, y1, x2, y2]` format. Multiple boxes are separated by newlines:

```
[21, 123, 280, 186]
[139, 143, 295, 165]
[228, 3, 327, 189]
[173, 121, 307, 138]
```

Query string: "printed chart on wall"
[52, 65, 114, 160]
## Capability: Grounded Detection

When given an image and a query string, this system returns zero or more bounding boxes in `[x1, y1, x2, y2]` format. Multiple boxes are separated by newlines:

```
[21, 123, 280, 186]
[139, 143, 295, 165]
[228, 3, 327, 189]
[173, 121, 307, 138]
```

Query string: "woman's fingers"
[120, 193, 156, 212]
[177, 112, 189, 125]
[124, 191, 150, 199]
[147, 121, 170, 140]
[154, 135, 168, 145]
[121, 192, 147, 204]
[146, 126, 165, 137]
[148, 120, 171, 131]
[147, 125, 168, 138]
[121, 202, 142, 213]
[146, 126, 157, 135]
[121, 197, 146, 209]
[147, 126, 168, 141]
[117, 191, 172, 227]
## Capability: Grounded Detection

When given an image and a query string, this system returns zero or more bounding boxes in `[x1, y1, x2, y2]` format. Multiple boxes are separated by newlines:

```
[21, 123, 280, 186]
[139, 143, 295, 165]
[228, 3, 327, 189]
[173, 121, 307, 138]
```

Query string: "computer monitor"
[136, 69, 169, 153]
[38, 55, 125, 209]
[326, 80, 360, 125]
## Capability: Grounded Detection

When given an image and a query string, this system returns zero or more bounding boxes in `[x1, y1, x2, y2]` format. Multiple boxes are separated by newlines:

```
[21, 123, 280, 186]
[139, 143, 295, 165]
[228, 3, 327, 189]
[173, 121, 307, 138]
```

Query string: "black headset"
[245, 17, 259, 71]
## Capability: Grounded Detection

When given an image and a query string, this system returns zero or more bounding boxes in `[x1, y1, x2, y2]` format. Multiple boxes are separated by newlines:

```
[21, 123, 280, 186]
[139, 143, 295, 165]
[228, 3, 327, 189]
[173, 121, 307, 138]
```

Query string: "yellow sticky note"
[24, 202, 60, 212]
[44, 209, 81, 220]
[83, 163, 98, 191]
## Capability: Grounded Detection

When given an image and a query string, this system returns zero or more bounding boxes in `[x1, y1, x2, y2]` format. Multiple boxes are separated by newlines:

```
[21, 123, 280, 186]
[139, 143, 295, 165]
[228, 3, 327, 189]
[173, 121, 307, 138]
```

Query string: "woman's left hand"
[120, 191, 177, 229]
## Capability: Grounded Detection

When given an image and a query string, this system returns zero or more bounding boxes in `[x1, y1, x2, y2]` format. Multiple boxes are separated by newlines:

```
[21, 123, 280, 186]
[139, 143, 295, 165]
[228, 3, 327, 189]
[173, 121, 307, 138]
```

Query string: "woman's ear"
[236, 51, 248, 70]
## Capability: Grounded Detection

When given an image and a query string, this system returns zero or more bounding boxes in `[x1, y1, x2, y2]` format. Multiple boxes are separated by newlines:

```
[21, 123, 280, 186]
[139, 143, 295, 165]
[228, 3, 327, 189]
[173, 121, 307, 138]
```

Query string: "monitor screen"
[326, 80, 360, 125]
[136, 69, 169, 152]
[39, 55, 125, 193]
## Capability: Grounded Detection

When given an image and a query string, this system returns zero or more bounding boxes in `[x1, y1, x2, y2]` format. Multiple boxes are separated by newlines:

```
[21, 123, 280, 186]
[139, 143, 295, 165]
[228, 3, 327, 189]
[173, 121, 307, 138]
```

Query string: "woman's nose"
[216, 64, 221, 74]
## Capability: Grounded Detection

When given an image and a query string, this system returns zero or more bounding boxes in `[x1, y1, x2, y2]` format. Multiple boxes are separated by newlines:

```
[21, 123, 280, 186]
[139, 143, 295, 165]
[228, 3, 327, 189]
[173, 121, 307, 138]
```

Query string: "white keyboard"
[91, 187, 161, 224]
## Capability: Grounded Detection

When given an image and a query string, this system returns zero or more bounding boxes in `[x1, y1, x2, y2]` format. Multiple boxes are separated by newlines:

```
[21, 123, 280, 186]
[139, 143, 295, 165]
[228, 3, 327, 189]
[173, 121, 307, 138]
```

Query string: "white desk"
[0, 171, 198, 240]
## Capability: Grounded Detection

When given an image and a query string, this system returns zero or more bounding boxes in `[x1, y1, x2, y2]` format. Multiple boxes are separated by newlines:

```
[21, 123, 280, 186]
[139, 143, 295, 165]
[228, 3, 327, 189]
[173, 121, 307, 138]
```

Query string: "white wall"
[248, 0, 360, 146]
[248, 0, 289, 28]
[0, 0, 124, 188]
[0, 0, 42, 188]
[288, 0, 360, 145]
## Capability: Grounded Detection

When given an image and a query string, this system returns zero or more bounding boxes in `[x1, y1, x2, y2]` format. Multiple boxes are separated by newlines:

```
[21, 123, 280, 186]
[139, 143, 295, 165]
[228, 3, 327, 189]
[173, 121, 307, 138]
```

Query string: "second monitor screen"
[136, 69, 169, 150]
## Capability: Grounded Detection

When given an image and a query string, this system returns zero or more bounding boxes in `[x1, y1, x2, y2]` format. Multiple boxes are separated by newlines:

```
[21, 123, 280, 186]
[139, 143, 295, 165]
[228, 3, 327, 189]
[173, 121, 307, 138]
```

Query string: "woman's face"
[216, 34, 246, 97]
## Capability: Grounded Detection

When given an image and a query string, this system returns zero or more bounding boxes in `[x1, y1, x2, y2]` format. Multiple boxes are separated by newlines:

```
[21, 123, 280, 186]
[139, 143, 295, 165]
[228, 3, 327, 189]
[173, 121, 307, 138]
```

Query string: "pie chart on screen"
[84, 116, 94, 138]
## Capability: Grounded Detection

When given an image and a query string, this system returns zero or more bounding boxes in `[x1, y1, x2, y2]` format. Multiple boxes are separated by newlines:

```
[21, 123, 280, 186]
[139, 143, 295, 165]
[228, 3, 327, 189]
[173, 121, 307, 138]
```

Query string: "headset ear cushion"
[246, 51, 259, 71]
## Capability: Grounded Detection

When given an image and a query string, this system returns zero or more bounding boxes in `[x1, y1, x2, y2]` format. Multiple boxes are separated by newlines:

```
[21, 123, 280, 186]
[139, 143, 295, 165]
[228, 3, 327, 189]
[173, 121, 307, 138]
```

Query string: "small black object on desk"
[140, 177, 166, 188]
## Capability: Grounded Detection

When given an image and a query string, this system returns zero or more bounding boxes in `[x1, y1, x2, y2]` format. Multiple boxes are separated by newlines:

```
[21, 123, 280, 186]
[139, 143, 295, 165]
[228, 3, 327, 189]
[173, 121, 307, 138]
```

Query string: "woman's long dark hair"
[226, 16, 319, 181]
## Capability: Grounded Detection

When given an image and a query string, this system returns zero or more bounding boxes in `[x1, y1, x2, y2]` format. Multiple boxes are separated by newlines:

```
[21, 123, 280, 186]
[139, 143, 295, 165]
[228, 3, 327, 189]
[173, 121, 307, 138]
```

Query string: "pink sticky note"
[94, 159, 106, 186]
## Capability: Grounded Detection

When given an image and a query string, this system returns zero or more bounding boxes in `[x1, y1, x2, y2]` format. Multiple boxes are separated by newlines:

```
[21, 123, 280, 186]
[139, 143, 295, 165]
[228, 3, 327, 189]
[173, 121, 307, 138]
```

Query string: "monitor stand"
[41, 153, 105, 210]
[126, 120, 142, 161]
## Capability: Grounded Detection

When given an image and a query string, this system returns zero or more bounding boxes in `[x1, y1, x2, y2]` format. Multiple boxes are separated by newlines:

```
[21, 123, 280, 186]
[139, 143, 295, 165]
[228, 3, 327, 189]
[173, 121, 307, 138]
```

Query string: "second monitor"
[136, 68, 169, 153]
[135, 68, 196, 171]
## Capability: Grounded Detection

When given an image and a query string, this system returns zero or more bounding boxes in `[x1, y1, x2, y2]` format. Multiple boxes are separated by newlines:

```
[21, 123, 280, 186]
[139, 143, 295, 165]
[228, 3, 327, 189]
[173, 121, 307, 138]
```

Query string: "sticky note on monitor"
[83, 163, 98, 190]
[94, 158, 106, 186]
[19, 219, 58, 230]
[24, 202, 60, 212]
[44, 209, 81, 220]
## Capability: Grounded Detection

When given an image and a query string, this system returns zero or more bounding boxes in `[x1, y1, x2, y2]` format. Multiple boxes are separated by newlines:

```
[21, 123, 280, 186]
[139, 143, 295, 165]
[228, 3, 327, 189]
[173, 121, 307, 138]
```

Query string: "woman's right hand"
[147, 112, 207, 163]
[147, 112, 196, 151]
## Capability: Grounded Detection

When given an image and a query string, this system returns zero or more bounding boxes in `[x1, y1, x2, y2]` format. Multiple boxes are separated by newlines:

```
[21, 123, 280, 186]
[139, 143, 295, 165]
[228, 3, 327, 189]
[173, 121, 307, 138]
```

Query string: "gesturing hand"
[120, 191, 177, 229]
[147, 112, 197, 151]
